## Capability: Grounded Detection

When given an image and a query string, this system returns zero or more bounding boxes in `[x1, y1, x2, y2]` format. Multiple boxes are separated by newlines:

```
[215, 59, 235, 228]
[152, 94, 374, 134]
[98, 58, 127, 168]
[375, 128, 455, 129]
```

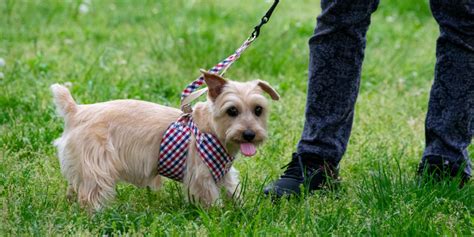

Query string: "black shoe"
[417, 156, 471, 188]
[263, 153, 339, 198]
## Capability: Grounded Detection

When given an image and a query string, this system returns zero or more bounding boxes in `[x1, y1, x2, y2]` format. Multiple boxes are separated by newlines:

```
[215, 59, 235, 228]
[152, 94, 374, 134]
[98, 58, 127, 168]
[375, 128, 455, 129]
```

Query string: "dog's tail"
[51, 84, 77, 119]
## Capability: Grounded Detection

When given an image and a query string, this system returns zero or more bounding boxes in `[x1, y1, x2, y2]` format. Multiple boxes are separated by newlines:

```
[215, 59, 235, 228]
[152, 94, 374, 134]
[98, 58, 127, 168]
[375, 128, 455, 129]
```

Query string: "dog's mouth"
[227, 134, 265, 157]
[239, 143, 257, 157]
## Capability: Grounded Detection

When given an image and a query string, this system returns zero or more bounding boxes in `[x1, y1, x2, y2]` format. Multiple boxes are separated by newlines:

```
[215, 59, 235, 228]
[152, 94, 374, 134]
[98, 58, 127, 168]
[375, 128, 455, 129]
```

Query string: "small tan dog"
[51, 70, 279, 210]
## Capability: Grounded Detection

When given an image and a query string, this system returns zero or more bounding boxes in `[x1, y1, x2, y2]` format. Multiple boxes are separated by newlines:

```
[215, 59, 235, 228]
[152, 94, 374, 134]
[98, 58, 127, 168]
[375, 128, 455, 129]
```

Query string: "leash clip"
[181, 104, 193, 114]
[180, 87, 209, 113]
[250, 0, 279, 39]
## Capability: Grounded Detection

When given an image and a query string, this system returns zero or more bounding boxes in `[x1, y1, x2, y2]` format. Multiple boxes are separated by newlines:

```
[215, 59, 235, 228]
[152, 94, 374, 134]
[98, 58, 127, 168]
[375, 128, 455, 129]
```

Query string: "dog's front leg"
[183, 171, 220, 207]
[183, 151, 220, 207]
[222, 167, 241, 201]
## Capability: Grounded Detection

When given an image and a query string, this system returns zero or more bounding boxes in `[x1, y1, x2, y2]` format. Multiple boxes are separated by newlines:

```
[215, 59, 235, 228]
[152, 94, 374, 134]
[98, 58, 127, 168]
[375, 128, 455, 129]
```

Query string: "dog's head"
[200, 69, 280, 157]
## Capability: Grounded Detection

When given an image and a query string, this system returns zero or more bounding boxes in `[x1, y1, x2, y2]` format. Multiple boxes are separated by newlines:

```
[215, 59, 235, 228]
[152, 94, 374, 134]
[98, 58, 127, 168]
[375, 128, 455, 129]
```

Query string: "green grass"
[1, 0, 473, 235]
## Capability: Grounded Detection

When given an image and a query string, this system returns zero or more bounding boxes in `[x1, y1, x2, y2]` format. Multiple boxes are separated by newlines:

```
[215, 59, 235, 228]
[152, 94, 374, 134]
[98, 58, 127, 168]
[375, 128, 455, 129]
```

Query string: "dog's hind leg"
[76, 138, 120, 210]
[147, 175, 162, 191]
[54, 137, 82, 203]
[66, 184, 76, 202]
[77, 176, 116, 211]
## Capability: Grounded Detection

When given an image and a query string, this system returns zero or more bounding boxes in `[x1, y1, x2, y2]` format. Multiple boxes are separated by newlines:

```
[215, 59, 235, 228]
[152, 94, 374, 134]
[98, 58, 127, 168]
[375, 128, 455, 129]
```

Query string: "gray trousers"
[296, 0, 473, 177]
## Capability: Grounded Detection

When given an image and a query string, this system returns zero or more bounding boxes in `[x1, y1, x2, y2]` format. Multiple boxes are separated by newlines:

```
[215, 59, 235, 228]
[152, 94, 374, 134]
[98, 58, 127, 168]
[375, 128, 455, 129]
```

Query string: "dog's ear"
[255, 80, 280, 101]
[200, 69, 227, 100]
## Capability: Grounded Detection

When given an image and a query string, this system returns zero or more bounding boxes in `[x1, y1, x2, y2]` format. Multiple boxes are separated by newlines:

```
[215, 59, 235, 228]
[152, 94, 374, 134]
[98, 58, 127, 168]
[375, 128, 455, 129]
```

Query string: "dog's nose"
[242, 130, 256, 142]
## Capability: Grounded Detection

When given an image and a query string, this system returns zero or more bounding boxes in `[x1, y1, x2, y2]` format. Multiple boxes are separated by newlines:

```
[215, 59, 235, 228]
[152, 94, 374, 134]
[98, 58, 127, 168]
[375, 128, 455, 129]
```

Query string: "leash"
[180, 0, 280, 113]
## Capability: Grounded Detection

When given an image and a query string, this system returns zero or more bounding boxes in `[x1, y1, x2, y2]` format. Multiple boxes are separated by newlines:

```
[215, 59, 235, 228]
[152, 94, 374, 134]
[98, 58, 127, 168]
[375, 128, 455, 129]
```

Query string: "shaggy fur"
[51, 71, 279, 210]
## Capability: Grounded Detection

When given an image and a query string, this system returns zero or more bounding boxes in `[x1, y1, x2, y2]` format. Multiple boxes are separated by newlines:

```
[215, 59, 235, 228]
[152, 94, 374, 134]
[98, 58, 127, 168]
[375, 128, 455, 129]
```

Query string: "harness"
[157, 1, 279, 182]
[158, 115, 234, 182]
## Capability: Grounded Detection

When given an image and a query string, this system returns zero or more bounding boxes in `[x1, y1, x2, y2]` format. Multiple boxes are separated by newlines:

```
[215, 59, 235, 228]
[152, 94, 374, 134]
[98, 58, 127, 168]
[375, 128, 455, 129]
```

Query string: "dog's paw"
[66, 185, 76, 202]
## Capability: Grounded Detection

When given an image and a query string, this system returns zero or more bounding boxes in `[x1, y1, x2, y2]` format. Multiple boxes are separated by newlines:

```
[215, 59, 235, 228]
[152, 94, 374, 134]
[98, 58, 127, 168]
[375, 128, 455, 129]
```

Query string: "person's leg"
[296, 0, 380, 165]
[419, 0, 474, 184]
[264, 0, 379, 197]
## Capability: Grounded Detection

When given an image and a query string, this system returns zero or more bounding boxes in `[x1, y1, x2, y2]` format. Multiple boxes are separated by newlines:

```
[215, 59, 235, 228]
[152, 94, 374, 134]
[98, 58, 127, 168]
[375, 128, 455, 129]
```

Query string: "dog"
[51, 70, 279, 210]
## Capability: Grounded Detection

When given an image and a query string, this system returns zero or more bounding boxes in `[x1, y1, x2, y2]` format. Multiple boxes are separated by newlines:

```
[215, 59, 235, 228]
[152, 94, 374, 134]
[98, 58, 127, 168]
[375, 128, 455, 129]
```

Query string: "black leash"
[250, 0, 280, 39]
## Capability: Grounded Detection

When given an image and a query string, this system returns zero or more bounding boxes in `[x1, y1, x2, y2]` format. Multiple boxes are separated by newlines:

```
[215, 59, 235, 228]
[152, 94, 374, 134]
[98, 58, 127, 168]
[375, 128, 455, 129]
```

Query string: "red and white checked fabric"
[158, 115, 234, 182]
[180, 36, 256, 102]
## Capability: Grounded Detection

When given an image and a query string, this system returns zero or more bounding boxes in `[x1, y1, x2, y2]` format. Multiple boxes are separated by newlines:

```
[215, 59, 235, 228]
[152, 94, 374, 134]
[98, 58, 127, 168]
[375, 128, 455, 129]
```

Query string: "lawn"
[1, 0, 473, 235]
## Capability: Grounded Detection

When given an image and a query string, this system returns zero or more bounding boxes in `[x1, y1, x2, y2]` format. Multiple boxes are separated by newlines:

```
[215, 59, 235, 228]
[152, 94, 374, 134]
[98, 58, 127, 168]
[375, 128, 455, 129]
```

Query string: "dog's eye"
[255, 106, 263, 117]
[226, 106, 239, 117]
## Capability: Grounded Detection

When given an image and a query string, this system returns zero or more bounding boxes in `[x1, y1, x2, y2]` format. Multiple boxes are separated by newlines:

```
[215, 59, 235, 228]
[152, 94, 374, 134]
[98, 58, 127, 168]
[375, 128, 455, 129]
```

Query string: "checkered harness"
[158, 37, 258, 183]
[158, 114, 234, 182]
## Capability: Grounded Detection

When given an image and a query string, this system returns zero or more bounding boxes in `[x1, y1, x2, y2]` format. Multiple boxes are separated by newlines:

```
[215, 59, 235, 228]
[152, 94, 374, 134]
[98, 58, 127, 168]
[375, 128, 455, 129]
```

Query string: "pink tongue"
[240, 143, 256, 157]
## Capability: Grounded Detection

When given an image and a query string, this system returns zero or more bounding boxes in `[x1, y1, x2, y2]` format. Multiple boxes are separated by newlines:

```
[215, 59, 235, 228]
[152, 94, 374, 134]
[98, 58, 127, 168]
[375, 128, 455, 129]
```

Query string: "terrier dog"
[51, 70, 279, 210]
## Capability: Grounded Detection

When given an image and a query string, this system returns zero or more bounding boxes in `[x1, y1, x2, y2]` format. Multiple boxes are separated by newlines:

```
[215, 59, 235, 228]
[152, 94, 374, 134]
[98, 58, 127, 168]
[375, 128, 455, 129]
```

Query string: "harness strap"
[158, 114, 234, 182]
